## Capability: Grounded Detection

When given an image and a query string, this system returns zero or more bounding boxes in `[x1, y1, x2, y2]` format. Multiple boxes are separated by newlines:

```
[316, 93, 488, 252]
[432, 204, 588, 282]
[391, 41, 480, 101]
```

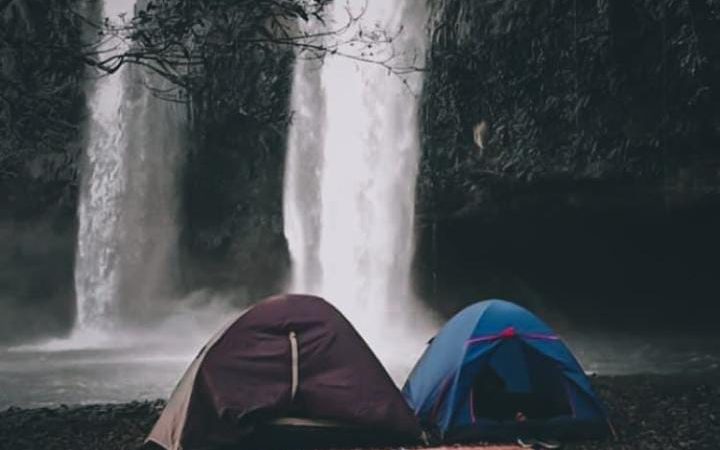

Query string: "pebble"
[0, 375, 718, 450]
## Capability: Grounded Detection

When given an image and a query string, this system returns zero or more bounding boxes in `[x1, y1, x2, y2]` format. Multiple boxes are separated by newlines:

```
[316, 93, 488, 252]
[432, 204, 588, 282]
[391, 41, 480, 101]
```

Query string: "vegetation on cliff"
[0, 0, 86, 218]
[419, 0, 720, 217]
[2, 0, 720, 340]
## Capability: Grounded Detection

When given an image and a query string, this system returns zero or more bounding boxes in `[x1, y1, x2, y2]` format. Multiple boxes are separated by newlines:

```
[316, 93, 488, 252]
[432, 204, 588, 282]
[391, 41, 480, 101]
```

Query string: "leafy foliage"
[0, 0, 86, 216]
[419, 0, 720, 216]
[118, 1, 322, 286]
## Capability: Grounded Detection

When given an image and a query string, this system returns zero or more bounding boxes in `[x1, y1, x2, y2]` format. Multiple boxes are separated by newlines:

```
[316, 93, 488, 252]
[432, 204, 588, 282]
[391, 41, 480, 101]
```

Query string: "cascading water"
[74, 0, 183, 338]
[284, 0, 433, 366]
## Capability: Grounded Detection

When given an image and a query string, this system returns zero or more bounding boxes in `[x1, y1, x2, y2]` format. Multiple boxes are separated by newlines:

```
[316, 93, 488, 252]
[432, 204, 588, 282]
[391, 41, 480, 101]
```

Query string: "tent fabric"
[146, 294, 422, 450]
[402, 299, 611, 442]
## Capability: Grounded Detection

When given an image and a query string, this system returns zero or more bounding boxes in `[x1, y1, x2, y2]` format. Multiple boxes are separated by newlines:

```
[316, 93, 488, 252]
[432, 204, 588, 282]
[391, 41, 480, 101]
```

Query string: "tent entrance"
[470, 340, 572, 422]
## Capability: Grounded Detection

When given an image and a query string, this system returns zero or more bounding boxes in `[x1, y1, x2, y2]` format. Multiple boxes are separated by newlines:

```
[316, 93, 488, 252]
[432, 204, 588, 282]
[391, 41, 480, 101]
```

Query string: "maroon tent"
[145, 294, 422, 450]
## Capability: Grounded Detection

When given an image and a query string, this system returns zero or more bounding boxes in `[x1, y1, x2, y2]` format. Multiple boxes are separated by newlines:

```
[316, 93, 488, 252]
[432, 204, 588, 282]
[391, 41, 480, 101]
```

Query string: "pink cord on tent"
[465, 327, 560, 346]
[469, 387, 477, 423]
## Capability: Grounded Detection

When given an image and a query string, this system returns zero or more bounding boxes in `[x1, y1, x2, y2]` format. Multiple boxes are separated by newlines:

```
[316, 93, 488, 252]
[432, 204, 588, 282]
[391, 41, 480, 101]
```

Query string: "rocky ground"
[1, 375, 718, 450]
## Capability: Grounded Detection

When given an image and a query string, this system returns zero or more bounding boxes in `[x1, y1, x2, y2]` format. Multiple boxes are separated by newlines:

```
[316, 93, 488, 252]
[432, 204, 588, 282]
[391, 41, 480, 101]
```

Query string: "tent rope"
[289, 331, 299, 401]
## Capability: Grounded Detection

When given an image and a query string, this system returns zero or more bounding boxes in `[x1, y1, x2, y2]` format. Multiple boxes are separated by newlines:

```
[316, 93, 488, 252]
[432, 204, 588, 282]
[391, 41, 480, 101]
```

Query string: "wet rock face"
[418, 0, 720, 218]
[0, 219, 76, 344]
[0, 1, 86, 343]
[414, 0, 720, 328]
[179, 49, 294, 300]
[3, 0, 720, 343]
[414, 189, 720, 331]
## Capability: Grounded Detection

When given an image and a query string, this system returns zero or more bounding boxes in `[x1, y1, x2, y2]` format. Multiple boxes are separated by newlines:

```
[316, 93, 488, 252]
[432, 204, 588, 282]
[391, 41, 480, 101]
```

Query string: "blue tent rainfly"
[402, 299, 613, 443]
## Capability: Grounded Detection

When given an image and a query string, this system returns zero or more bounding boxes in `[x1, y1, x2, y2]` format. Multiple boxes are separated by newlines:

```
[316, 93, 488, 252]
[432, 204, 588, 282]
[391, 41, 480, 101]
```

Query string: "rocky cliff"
[2, 0, 719, 343]
[415, 0, 720, 330]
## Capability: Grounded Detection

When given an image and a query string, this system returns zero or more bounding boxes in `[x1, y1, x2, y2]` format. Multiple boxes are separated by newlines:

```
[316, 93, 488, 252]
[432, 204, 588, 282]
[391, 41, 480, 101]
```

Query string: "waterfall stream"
[74, 0, 182, 338]
[283, 0, 433, 365]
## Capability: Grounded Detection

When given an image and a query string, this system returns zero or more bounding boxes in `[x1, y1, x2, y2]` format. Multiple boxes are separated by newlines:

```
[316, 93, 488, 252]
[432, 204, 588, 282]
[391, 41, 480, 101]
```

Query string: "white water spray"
[284, 0, 434, 368]
[74, 0, 183, 339]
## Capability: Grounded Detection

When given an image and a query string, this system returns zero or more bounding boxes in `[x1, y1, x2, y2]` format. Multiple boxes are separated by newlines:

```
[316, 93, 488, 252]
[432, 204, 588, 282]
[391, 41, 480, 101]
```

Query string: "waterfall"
[284, 0, 432, 362]
[74, 0, 183, 336]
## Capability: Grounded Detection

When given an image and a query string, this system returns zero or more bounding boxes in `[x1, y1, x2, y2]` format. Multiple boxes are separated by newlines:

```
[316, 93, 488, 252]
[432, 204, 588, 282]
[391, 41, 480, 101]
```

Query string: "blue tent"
[402, 300, 612, 442]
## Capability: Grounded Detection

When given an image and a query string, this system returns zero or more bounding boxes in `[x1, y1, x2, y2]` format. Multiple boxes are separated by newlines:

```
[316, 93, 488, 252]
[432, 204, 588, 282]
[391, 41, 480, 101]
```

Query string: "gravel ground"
[1, 375, 718, 450]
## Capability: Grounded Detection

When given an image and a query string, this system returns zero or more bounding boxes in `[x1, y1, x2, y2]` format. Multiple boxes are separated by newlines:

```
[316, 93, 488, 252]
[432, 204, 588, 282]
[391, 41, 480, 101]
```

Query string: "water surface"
[2, 332, 719, 410]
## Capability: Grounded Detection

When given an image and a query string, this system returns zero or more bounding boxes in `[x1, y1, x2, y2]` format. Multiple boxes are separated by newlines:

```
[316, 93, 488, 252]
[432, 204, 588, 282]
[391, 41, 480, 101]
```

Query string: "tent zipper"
[289, 331, 299, 401]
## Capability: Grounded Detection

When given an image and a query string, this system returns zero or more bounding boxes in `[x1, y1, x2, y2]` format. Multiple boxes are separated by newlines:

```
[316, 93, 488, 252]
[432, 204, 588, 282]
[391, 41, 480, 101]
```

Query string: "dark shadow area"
[473, 349, 571, 423]
[415, 186, 720, 334]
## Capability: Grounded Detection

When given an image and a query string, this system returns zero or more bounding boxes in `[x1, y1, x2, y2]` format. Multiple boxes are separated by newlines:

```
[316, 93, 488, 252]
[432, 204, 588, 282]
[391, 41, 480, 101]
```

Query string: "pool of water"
[0, 347, 192, 409]
[1, 331, 718, 410]
[561, 331, 720, 375]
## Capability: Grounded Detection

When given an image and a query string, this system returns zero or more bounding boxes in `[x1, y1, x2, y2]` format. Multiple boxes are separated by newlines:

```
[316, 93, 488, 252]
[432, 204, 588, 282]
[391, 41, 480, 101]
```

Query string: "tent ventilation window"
[289, 331, 299, 401]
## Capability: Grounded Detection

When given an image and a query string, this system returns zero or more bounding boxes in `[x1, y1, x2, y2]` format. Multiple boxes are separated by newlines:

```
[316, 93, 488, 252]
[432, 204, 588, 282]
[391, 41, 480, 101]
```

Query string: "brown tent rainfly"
[145, 294, 422, 450]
